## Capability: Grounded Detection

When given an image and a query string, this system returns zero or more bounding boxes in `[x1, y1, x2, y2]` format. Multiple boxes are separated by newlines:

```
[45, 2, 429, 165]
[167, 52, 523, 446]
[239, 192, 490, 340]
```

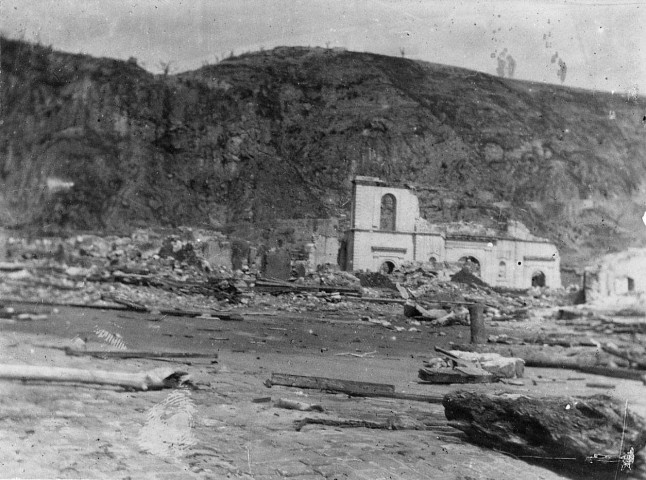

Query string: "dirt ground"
[1, 301, 645, 480]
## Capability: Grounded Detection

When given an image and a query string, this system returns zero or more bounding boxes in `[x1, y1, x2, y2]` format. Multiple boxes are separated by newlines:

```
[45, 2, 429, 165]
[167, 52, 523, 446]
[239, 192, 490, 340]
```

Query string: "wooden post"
[469, 303, 485, 344]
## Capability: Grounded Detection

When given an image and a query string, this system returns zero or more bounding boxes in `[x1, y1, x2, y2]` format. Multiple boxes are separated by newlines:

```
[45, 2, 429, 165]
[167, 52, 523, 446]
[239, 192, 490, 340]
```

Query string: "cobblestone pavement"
[1, 306, 643, 479]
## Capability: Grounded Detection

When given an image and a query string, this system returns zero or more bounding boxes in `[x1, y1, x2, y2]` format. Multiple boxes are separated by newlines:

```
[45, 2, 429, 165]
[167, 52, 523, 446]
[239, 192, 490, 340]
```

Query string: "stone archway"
[531, 271, 546, 287]
[458, 256, 481, 277]
[379, 260, 395, 274]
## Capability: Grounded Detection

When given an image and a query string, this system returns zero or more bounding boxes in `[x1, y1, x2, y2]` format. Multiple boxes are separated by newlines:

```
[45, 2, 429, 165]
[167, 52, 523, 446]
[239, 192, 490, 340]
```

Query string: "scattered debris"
[601, 342, 646, 369]
[444, 350, 524, 379]
[451, 269, 489, 288]
[419, 348, 495, 384]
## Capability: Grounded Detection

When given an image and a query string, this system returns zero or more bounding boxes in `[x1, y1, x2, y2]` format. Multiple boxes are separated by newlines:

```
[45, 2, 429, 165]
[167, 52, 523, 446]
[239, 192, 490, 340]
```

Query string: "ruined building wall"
[347, 178, 443, 271]
[585, 249, 646, 302]
[347, 177, 561, 288]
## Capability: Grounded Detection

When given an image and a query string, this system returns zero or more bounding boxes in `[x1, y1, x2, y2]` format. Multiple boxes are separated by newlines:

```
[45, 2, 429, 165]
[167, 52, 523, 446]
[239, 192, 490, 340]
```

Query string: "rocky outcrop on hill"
[1, 37, 645, 267]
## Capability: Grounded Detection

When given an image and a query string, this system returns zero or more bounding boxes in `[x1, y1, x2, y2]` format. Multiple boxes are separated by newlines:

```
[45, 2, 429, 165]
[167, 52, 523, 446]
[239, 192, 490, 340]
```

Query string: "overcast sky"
[1, 0, 644, 94]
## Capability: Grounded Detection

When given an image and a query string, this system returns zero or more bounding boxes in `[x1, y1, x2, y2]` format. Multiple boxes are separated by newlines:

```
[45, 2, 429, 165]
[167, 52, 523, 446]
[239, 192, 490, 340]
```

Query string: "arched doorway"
[531, 271, 546, 287]
[379, 261, 395, 274]
[458, 256, 481, 277]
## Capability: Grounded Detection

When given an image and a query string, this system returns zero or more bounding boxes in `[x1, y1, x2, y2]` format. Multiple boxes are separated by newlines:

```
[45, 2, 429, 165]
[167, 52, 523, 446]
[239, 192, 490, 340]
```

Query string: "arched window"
[498, 261, 507, 279]
[380, 194, 396, 231]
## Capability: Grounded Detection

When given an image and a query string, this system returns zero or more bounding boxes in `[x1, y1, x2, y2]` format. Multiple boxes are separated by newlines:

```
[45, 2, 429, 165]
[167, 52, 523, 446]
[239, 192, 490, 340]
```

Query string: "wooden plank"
[523, 359, 646, 381]
[418, 367, 494, 384]
[64, 348, 218, 360]
[294, 416, 452, 432]
[0, 297, 243, 320]
[0, 297, 129, 311]
[270, 373, 395, 396]
[158, 308, 244, 321]
[0, 364, 189, 390]
[268, 373, 444, 403]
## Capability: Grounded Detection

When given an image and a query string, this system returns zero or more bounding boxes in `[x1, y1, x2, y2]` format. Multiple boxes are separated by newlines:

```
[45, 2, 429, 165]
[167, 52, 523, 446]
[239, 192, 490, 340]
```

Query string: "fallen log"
[444, 390, 645, 473]
[0, 364, 190, 390]
[267, 373, 443, 403]
[64, 348, 218, 360]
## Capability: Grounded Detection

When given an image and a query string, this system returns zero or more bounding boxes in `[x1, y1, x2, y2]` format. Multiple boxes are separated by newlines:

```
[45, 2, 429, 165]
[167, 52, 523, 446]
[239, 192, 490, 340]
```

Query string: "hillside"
[1, 37, 645, 268]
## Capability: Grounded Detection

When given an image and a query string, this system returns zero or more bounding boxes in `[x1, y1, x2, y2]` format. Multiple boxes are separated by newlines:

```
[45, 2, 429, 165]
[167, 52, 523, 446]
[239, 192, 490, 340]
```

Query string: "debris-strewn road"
[2, 302, 645, 479]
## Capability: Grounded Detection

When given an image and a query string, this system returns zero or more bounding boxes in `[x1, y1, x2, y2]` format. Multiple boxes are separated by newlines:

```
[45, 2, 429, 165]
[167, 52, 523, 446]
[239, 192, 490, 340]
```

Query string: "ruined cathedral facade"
[345, 177, 561, 289]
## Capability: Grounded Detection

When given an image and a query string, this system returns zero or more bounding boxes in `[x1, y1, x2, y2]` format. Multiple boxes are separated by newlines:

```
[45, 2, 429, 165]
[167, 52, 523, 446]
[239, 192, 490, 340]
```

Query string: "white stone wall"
[311, 235, 340, 267]
[414, 234, 446, 263]
[352, 183, 419, 232]
[494, 239, 561, 289]
[350, 230, 414, 271]
[444, 240, 494, 282]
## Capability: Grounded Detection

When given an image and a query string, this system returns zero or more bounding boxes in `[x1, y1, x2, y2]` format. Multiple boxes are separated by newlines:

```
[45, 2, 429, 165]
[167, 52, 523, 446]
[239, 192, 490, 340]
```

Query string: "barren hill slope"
[1, 37, 645, 267]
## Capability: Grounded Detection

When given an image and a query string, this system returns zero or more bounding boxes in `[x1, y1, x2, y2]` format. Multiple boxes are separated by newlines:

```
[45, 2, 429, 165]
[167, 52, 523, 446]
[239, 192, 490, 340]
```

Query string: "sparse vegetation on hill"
[1, 37, 645, 267]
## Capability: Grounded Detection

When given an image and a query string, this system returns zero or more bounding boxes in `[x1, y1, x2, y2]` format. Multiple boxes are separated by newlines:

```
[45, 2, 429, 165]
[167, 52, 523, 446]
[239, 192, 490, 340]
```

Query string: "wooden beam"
[0, 364, 189, 390]
[269, 373, 395, 396]
[268, 373, 443, 403]
[0, 297, 243, 320]
[523, 359, 646, 382]
[64, 348, 218, 360]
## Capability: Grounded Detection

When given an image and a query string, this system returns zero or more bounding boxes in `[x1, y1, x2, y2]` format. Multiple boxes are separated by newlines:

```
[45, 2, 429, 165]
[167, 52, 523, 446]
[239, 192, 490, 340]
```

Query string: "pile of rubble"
[0, 232, 575, 320]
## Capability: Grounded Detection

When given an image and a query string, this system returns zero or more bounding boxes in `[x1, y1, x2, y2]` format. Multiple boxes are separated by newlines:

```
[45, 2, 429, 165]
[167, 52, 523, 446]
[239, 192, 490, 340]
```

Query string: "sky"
[0, 0, 644, 95]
